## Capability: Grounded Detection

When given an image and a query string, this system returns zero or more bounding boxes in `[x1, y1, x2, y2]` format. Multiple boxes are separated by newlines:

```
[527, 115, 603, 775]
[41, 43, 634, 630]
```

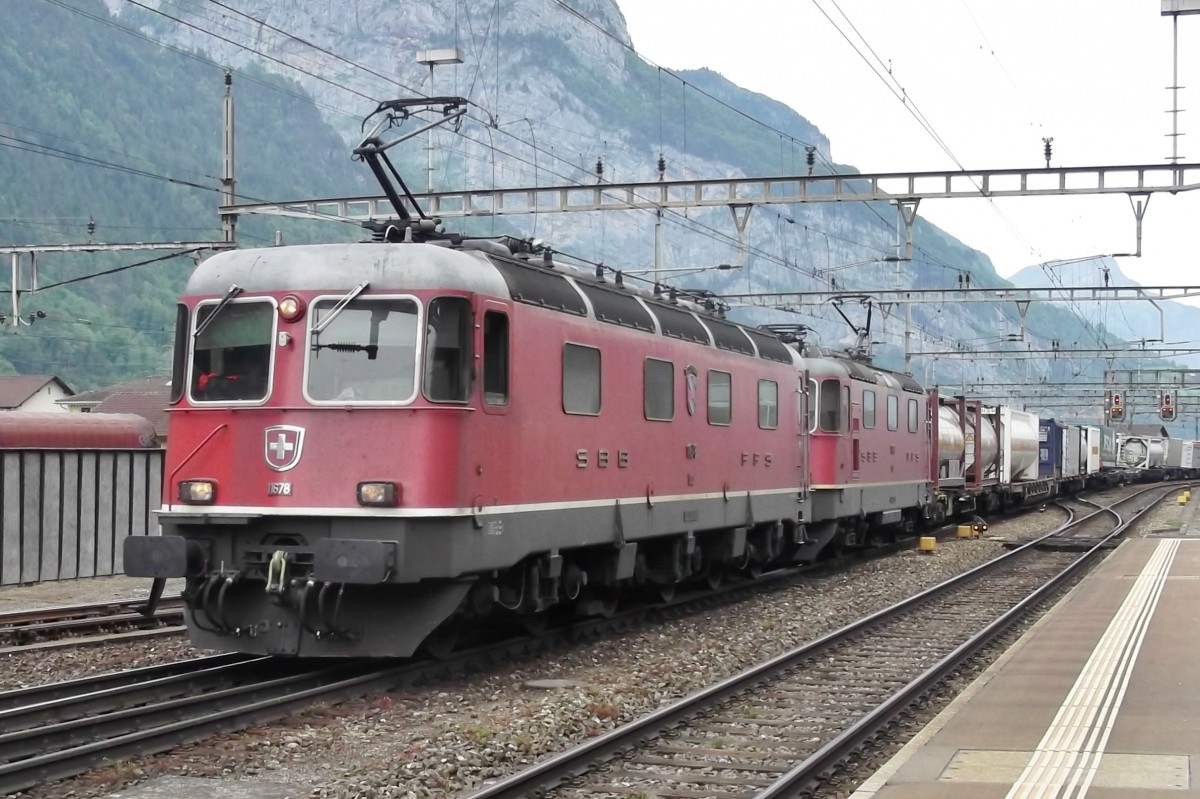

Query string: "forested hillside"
[0, 0, 363, 389]
[0, 0, 1143, 395]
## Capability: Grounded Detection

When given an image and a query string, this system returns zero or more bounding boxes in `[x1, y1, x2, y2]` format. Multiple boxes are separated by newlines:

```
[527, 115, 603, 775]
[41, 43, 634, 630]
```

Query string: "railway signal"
[1161, 391, 1176, 422]
[1110, 391, 1125, 422]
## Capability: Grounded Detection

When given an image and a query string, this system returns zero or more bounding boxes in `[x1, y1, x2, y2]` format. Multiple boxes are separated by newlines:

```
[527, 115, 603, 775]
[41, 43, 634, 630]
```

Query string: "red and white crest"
[264, 425, 305, 472]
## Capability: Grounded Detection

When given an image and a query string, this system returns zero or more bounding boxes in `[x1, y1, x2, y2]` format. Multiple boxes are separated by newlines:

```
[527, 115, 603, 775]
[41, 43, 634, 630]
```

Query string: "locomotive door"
[843, 383, 854, 483]
[797, 371, 808, 490]
[473, 298, 513, 511]
[850, 385, 861, 480]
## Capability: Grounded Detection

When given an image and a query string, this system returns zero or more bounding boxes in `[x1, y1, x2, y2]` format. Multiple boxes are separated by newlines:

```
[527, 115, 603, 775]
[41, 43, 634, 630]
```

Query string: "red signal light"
[1112, 393, 1122, 406]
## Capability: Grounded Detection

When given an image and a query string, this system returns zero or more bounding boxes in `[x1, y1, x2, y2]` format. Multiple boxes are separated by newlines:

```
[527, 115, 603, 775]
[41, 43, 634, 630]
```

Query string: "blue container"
[1039, 418, 1066, 479]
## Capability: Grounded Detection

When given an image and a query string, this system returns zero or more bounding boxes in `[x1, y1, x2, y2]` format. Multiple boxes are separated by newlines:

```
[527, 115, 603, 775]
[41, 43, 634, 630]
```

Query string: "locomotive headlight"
[178, 480, 216, 504]
[357, 481, 399, 507]
[278, 295, 305, 322]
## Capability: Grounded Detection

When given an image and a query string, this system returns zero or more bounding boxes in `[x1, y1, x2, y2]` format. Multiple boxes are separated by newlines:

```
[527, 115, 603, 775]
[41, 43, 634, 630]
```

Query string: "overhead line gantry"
[220, 162, 1200, 267]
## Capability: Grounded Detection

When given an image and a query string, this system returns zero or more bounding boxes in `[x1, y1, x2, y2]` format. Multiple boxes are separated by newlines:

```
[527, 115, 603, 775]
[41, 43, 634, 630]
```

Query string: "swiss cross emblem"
[264, 425, 305, 472]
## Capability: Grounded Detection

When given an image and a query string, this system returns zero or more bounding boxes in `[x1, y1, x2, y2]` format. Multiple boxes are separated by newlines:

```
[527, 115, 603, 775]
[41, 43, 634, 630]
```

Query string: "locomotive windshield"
[190, 300, 273, 402]
[307, 297, 420, 403]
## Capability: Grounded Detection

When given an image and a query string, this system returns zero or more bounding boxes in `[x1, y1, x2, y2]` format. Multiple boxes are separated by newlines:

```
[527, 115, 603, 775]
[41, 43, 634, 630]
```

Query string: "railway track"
[0, 595, 185, 654]
[1037, 483, 1186, 550]
[465, 485, 1177, 799]
[0, 485, 1139, 793]
[0, 527, 996, 795]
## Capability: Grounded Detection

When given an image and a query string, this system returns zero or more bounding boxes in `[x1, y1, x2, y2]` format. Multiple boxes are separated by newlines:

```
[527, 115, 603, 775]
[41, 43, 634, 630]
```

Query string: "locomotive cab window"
[863, 389, 876, 429]
[424, 297, 473, 403]
[758, 379, 778, 429]
[483, 311, 509, 405]
[644, 358, 674, 421]
[563, 343, 601, 415]
[708, 370, 732, 426]
[887, 395, 899, 431]
[818, 379, 841, 432]
[190, 299, 273, 403]
[307, 296, 419, 403]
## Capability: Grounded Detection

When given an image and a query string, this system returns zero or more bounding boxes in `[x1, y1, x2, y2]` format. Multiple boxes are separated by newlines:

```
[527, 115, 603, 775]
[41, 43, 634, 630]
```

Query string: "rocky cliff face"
[108, 0, 1114, 392]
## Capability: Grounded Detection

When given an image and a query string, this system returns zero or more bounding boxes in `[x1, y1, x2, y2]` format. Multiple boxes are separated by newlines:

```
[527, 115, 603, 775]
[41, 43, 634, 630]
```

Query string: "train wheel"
[705, 564, 725, 591]
[521, 613, 551, 637]
[575, 587, 619, 618]
[422, 618, 460, 660]
[656, 582, 677, 603]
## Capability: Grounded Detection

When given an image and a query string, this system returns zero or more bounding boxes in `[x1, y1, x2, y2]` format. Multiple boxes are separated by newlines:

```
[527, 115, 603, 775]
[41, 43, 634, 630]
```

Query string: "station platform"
[852, 535, 1200, 799]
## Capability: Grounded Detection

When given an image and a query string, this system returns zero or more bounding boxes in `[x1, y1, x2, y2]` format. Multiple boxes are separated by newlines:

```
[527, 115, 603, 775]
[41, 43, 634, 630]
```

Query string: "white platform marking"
[1006, 539, 1181, 799]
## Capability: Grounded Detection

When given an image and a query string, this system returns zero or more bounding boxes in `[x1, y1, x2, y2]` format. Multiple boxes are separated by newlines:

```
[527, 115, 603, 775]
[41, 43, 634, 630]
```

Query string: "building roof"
[70, 376, 171, 437]
[0, 375, 73, 409]
[59, 376, 170, 407]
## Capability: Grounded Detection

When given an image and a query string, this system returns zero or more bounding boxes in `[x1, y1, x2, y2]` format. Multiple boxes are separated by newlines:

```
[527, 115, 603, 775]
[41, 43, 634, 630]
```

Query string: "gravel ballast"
[11, 504, 1083, 799]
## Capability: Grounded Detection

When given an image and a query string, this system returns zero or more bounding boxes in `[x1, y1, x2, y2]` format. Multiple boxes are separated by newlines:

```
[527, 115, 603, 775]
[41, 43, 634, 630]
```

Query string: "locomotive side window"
[170, 304, 188, 404]
[908, 398, 919, 432]
[424, 297, 473, 403]
[483, 311, 509, 405]
[887, 395, 899, 431]
[863, 389, 876, 429]
[818, 379, 840, 432]
[758, 380, 778, 429]
[307, 297, 419, 403]
[644, 358, 674, 421]
[191, 300, 273, 403]
[563, 343, 601, 415]
[708, 370, 732, 426]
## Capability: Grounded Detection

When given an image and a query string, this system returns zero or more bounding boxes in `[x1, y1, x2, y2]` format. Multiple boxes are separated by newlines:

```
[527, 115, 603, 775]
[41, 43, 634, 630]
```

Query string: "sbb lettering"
[577, 449, 630, 469]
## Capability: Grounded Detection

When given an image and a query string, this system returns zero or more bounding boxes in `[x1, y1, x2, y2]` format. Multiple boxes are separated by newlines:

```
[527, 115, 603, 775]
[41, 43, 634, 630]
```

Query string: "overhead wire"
[27, 0, 1094, 384]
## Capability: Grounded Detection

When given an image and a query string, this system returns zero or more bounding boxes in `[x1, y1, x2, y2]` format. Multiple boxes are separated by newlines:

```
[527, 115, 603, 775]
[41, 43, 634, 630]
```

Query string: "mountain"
[1010, 257, 1200, 367]
[0, 0, 1160, 394]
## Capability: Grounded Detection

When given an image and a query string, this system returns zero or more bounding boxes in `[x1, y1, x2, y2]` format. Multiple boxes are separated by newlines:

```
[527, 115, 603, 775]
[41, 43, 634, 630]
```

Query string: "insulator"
[87, 216, 96, 236]
[657, 153, 666, 179]
[595, 156, 604, 180]
[595, 263, 605, 280]
[615, 271, 624, 288]
[805, 145, 816, 175]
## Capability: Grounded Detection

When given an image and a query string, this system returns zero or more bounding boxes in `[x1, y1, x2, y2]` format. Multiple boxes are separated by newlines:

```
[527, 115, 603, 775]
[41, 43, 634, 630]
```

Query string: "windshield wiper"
[313, 342, 379, 359]
[193, 284, 243, 339]
[313, 282, 370, 335]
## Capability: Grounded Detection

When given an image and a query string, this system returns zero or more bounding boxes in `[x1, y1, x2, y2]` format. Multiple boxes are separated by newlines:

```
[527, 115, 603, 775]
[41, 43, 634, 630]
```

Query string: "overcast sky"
[618, 0, 1200, 287]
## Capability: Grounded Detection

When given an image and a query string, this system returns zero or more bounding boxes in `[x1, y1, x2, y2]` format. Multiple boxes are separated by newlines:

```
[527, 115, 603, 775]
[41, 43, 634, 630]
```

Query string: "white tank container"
[1002, 408, 1041, 481]
[938, 405, 965, 465]
[964, 410, 999, 479]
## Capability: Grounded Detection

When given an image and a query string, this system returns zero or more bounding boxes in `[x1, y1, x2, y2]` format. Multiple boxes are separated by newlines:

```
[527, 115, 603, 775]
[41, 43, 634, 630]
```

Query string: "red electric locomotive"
[126, 97, 943, 657]
[125, 236, 815, 656]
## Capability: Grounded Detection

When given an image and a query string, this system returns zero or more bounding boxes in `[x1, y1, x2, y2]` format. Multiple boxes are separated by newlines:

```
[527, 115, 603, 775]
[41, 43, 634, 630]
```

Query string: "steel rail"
[465, 485, 1179, 799]
[0, 485, 1143, 794]
[0, 653, 248, 712]
[0, 595, 183, 627]
[755, 483, 1181, 798]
